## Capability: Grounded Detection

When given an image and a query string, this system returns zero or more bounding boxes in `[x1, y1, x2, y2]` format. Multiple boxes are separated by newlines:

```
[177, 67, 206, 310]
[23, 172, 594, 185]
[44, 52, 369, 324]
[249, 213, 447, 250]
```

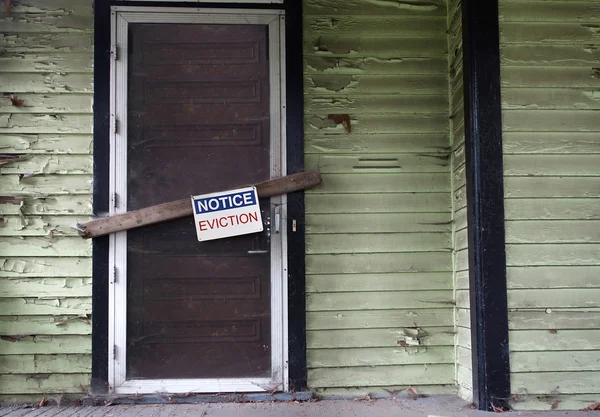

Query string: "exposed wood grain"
[501, 67, 600, 88]
[306, 113, 448, 135]
[310, 173, 450, 194]
[0, 277, 91, 297]
[306, 213, 451, 234]
[0, 215, 90, 236]
[0, 73, 92, 94]
[306, 252, 452, 274]
[308, 327, 455, 349]
[0, 33, 92, 52]
[307, 290, 453, 311]
[0, 195, 91, 216]
[501, 22, 600, 44]
[306, 233, 451, 254]
[80, 171, 322, 238]
[304, 56, 447, 75]
[0, 155, 92, 174]
[508, 266, 600, 289]
[307, 346, 453, 368]
[499, 1, 600, 23]
[305, 74, 447, 95]
[306, 308, 454, 330]
[0, 297, 90, 316]
[0, 335, 90, 354]
[305, 36, 447, 58]
[0, 354, 90, 374]
[304, 94, 447, 113]
[305, 133, 449, 154]
[0, 114, 92, 134]
[0, 257, 90, 278]
[502, 45, 600, 67]
[308, 364, 454, 387]
[306, 193, 451, 214]
[0, 93, 92, 113]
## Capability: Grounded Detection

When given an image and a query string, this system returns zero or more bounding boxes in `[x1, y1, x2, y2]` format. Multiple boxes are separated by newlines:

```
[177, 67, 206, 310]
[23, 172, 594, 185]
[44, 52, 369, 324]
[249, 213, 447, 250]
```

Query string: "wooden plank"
[0, 114, 92, 134]
[304, 56, 447, 76]
[505, 177, 600, 198]
[304, 16, 447, 38]
[454, 184, 467, 210]
[0, 196, 91, 216]
[0, 57, 93, 74]
[456, 308, 471, 329]
[308, 327, 455, 349]
[454, 206, 467, 231]
[313, 385, 456, 397]
[305, 74, 447, 95]
[0, 277, 91, 297]
[457, 346, 472, 370]
[506, 220, 600, 244]
[512, 395, 600, 412]
[0, 354, 90, 374]
[508, 266, 600, 289]
[0, 155, 92, 175]
[307, 290, 453, 311]
[0, 316, 91, 335]
[0, 134, 93, 154]
[0, 297, 91, 316]
[306, 252, 451, 274]
[304, 94, 447, 113]
[455, 270, 469, 290]
[305, 113, 448, 134]
[502, 88, 600, 111]
[305, 193, 451, 214]
[455, 290, 469, 309]
[306, 308, 454, 330]
[510, 329, 600, 351]
[308, 364, 454, 387]
[305, 133, 449, 155]
[455, 248, 469, 272]
[510, 310, 600, 330]
[512, 371, 600, 395]
[309, 173, 450, 194]
[0, 257, 91, 278]
[0, 93, 92, 117]
[304, 36, 447, 58]
[304, 0, 447, 16]
[306, 213, 451, 234]
[306, 233, 451, 254]
[507, 244, 600, 266]
[0, 237, 91, 257]
[505, 155, 600, 176]
[500, 22, 600, 44]
[307, 346, 453, 368]
[501, 67, 600, 88]
[505, 199, 600, 220]
[306, 272, 452, 293]
[509, 289, 600, 309]
[0, 374, 89, 394]
[0, 174, 91, 195]
[503, 110, 600, 132]
[512, 351, 600, 373]
[305, 154, 449, 174]
[499, 1, 600, 23]
[0, 32, 92, 52]
[0, 335, 90, 354]
[503, 132, 600, 154]
[80, 171, 322, 238]
[0, 216, 90, 236]
[0, 73, 92, 94]
[501, 45, 600, 67]
[457, 326, 472, 350]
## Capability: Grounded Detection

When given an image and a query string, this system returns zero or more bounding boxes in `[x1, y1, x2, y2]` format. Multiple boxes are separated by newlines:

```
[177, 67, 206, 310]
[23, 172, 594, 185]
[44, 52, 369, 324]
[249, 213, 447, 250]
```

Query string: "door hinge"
[111, 192, 118, 209]
[111, 44, 119, 61]
[111, 115, 119, 134]
[112, 265, 118, 284]
[113, 345, 117, 360]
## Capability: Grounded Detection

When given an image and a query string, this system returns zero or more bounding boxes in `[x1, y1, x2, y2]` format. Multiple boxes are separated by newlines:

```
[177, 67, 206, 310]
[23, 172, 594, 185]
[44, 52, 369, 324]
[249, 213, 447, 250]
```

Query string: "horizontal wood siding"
[0, 0, 93, 401]
[499, 0, 600, 410]
[304, 0, 455, 395]
[448, 0, 472, 403]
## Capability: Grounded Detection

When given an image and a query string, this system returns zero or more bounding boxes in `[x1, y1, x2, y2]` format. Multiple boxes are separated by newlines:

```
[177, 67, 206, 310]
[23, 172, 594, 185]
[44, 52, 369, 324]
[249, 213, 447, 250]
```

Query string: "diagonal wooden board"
[78, 170, 322, 239]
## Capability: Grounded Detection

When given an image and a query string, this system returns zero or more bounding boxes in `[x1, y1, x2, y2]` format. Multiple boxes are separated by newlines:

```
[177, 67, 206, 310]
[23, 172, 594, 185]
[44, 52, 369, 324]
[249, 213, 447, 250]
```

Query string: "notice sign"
[191, 187, 263, 242]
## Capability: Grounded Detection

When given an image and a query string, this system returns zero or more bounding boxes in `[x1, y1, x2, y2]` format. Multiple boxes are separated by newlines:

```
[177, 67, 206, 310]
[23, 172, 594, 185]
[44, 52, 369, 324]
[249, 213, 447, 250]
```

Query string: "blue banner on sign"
[193, 190, 257, 214]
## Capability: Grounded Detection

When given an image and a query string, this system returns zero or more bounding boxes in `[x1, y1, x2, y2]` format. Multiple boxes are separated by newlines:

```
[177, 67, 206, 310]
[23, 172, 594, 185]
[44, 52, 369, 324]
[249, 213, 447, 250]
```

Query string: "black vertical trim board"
[92, 0, 306, 393]
[461, 0, 511, 411]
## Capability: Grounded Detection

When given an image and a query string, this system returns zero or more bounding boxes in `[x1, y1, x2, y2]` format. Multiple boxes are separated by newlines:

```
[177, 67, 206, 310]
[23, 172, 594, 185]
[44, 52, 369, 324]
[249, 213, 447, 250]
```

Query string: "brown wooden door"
[125, 23, 272, 380]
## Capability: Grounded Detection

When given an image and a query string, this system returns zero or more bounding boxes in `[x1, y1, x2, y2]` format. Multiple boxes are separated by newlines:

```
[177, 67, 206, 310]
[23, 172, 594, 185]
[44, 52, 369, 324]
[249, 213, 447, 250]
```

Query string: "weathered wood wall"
[448, 0, 472, 403]
[0, 0, 93, 403]
[303, 0, 456, 396]
[499, 0, 600, 411]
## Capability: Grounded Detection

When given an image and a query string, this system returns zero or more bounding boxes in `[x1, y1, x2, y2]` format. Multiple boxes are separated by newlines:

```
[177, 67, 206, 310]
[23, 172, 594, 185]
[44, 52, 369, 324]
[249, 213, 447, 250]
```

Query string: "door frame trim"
[108, 7, 288, 394]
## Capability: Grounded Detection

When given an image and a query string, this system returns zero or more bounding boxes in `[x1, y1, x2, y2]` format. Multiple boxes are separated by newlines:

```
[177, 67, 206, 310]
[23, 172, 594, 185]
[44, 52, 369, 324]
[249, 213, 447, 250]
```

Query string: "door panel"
[125, 23, 272, 380]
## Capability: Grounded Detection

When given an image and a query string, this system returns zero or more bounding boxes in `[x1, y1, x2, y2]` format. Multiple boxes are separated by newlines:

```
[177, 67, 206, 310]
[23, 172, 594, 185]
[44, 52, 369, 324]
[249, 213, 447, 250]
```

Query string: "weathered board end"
[79, 170, 322, 239]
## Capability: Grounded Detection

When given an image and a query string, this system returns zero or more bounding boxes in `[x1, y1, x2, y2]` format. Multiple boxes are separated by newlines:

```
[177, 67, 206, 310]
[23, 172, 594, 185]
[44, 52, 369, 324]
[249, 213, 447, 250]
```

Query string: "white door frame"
[108, 6, 288, 395]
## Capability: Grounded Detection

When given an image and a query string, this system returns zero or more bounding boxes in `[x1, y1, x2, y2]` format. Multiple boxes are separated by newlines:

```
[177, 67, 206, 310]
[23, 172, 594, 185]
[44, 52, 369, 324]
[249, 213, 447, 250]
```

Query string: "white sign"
[191, 186, 263, 242]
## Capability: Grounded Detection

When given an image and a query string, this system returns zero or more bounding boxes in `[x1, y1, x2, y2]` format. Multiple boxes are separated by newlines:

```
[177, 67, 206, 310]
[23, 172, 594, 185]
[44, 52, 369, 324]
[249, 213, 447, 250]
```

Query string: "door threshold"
[83, 391, 315, 406]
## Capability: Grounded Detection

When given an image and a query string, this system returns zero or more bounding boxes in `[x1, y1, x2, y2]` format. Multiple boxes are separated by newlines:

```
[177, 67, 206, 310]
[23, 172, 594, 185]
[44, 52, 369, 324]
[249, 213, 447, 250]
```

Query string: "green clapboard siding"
[499, 0, 600, 410]
[447, 0, 472, 403]
[303, 0, 454, 396]
[0, 0, 93, 399]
